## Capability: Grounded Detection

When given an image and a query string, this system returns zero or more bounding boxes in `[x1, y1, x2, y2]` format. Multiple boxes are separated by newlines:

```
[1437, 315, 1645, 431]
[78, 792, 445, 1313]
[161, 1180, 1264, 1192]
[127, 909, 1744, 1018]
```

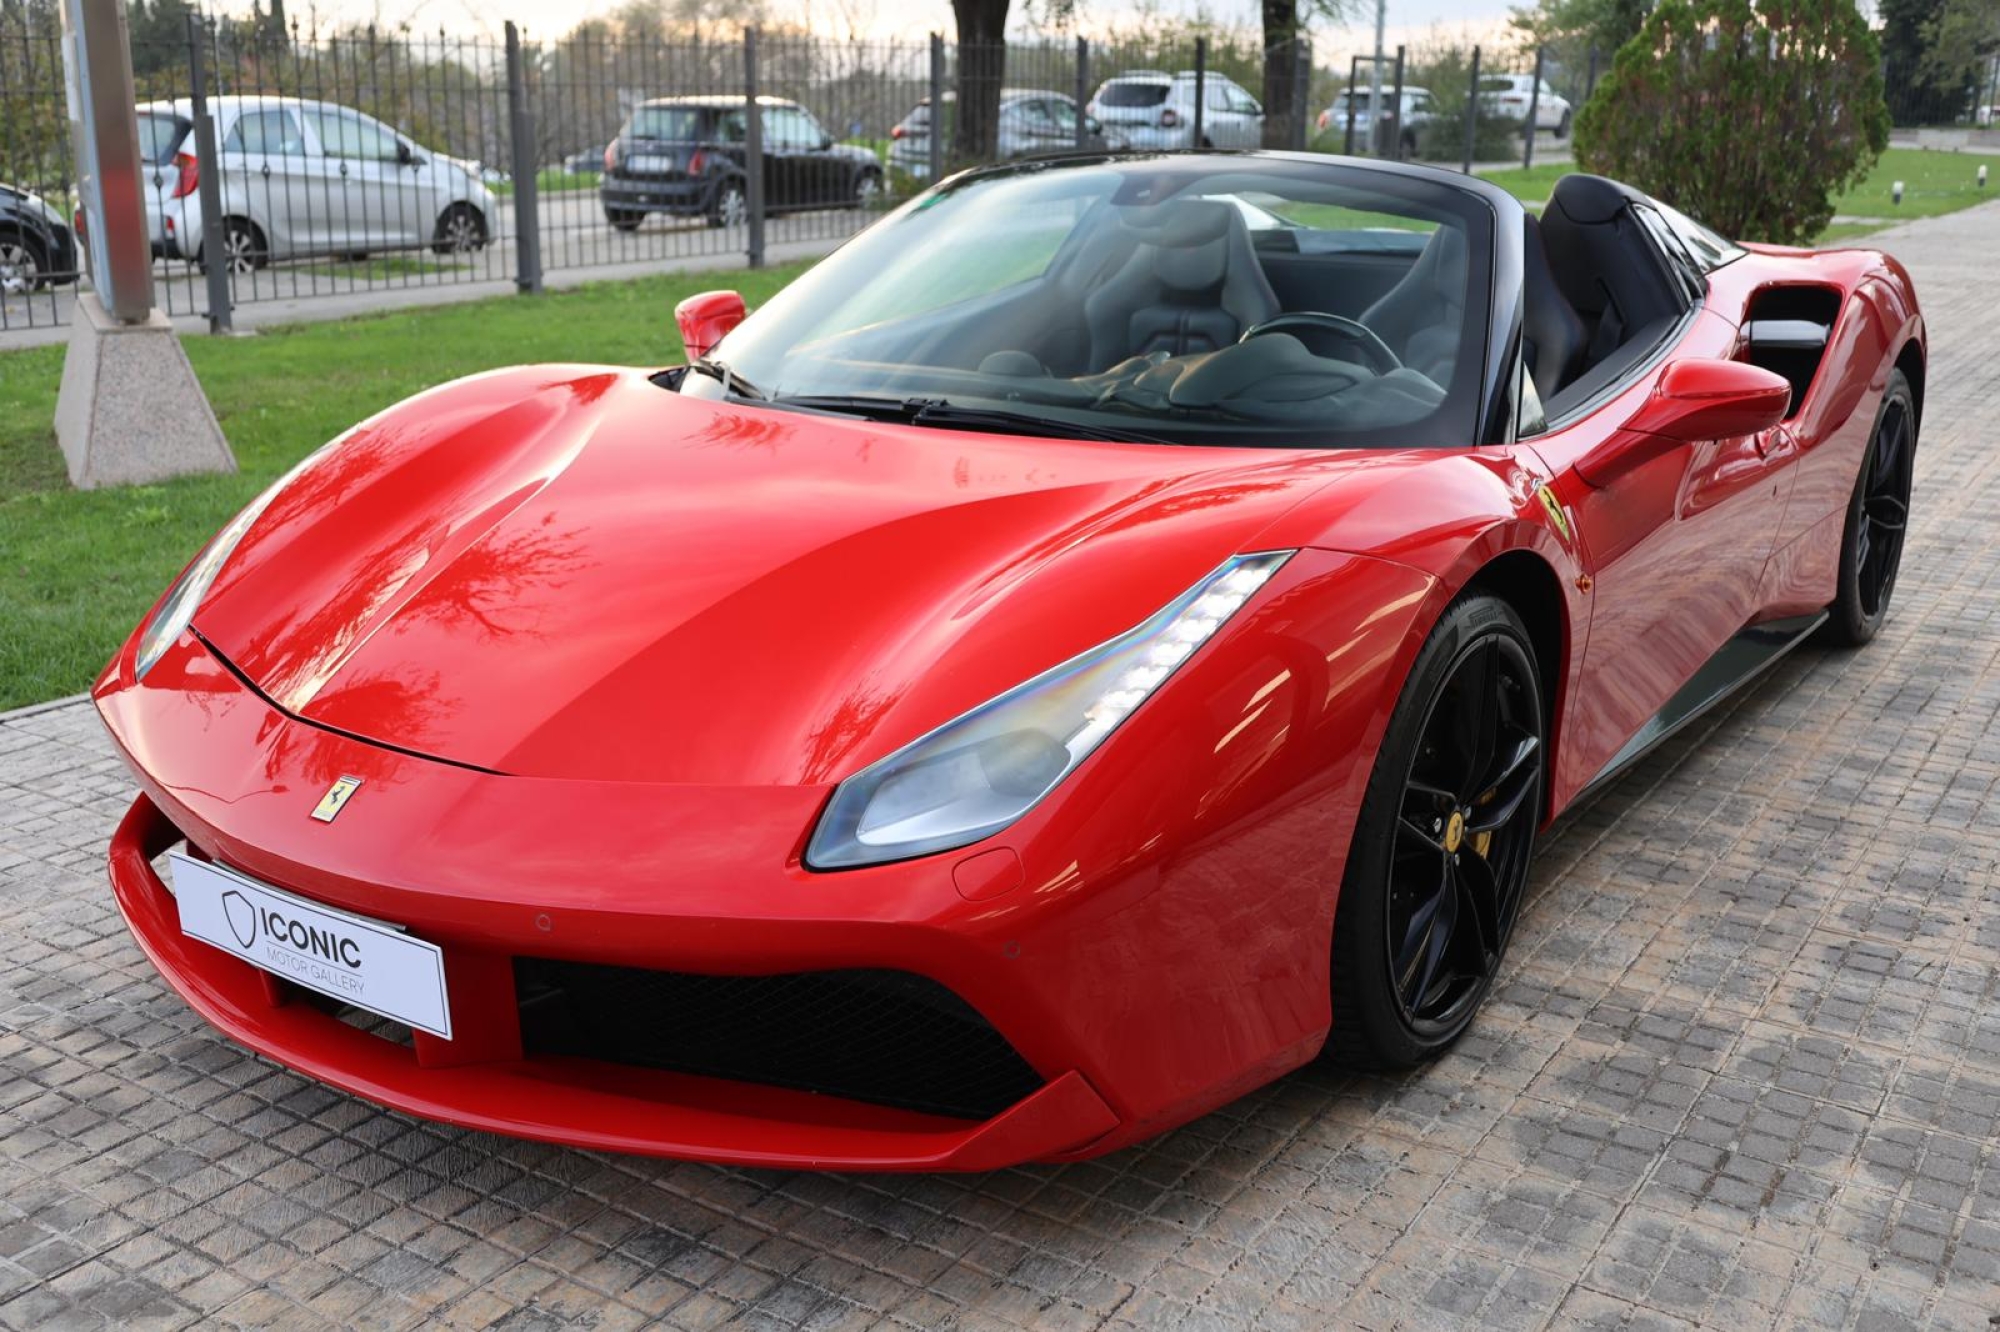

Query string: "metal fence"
[7, 13, 1992, 336]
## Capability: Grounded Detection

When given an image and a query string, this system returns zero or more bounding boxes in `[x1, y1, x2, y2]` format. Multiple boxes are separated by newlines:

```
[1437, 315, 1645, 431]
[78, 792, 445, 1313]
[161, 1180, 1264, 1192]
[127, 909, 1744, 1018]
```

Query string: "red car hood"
[194, 366, 1361, 785]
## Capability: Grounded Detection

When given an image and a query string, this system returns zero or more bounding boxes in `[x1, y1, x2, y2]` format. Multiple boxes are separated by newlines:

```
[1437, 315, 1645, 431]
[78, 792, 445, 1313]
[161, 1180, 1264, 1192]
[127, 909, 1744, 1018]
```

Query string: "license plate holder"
[169, 851, 452, 1039]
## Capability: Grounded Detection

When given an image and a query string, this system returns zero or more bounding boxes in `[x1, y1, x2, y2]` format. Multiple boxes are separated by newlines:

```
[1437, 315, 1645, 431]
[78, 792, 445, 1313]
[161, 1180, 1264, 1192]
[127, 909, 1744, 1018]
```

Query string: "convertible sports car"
[97, 152, 1923, 1170]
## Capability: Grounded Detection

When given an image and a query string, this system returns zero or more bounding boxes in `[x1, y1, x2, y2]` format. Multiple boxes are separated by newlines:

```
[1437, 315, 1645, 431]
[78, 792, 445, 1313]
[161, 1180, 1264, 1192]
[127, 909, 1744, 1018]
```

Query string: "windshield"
[682, 157, 1492, 449]
[1099, 82, 1170, 107]
[628, 106, 706, 140]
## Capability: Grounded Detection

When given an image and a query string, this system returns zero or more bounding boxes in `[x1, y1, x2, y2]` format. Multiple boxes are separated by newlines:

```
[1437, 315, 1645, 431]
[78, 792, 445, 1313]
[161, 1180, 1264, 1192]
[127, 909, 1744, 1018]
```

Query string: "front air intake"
[514, 960, 1044, 1121]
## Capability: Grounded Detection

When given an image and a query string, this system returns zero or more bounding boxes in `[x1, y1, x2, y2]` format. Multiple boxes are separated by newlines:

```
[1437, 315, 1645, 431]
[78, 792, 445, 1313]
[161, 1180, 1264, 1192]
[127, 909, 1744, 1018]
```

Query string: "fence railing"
[7, 15, 1990, 336]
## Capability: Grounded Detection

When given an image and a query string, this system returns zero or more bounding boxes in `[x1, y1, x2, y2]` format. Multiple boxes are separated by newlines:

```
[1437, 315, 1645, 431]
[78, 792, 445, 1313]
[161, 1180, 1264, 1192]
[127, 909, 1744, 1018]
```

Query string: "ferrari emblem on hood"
[310, 775, 363, 823]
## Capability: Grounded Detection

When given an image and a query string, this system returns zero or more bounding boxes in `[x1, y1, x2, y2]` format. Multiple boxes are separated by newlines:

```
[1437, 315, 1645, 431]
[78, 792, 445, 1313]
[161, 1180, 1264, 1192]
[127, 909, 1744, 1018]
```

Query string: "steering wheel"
[1240, 313, 1402, 375]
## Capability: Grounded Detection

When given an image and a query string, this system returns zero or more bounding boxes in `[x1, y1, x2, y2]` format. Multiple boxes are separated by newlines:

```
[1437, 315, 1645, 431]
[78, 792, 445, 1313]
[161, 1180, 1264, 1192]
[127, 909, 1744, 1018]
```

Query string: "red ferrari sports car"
[97, 153, 1923, 1170]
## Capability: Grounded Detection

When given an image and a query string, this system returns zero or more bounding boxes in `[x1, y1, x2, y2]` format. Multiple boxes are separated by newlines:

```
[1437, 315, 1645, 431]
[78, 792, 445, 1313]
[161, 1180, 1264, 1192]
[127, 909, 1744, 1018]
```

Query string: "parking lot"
[0, 189, 873, 349]
[3, 200, 1998, 1329]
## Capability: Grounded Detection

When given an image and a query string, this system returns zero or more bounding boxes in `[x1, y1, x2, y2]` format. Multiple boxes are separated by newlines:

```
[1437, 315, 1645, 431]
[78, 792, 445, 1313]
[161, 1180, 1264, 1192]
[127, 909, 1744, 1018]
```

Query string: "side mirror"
[819, 135, 834, 150]
[1575, 359, 1791, 487]
[1085, 115, 1103, 134]
[674, 289, 746, 362]
[396, 141, 415, 165]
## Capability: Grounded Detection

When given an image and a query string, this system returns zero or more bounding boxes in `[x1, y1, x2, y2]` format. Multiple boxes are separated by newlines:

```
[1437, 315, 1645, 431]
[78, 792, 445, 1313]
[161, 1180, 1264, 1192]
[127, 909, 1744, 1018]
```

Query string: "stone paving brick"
[7, 201, 2000, 1328]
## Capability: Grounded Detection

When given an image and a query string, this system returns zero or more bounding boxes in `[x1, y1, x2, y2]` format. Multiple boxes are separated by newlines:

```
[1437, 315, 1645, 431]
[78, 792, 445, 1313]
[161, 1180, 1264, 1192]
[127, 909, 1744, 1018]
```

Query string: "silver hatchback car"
[151, 95, 499, 272]
[888, 88, 1118, 181]
[1086, 71, 1264, 150]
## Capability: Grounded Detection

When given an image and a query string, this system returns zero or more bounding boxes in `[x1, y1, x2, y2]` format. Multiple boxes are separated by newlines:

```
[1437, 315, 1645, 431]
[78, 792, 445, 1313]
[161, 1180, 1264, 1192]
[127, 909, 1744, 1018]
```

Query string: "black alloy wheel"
[1824, 368, 1916, 646]
[1328, 594, 1545, 1067]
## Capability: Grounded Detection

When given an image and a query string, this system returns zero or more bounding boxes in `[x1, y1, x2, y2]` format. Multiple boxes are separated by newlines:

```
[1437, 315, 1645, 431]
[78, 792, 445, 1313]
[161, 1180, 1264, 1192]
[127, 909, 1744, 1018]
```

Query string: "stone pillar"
[55, 294, 235, 489]
[54, 0, 235, 489]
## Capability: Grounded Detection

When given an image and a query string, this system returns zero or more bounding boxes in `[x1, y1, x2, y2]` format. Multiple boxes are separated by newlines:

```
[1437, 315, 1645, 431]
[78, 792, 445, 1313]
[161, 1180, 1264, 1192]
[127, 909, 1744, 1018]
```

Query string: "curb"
[0, 692, 90, 723]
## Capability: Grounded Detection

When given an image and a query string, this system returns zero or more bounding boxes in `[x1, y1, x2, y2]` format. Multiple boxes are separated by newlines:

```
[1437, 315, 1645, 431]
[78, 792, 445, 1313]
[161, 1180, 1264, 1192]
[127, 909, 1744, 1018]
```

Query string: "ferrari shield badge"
[310, 775, 364, 823]
[1536, 486, 1573, 543]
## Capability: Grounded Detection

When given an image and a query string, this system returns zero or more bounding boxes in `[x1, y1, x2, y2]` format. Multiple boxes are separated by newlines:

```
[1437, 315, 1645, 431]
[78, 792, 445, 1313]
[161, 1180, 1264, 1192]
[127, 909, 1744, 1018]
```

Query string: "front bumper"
[95, 547, 1413, 1167]
[97, 633, 1131, 1169]
[110, 792, 1117, 1168]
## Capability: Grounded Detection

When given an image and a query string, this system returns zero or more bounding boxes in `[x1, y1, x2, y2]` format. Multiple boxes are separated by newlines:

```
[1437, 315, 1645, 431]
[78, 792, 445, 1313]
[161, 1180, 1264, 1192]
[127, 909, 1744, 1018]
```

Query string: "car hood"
[192, 366, 1364, 785]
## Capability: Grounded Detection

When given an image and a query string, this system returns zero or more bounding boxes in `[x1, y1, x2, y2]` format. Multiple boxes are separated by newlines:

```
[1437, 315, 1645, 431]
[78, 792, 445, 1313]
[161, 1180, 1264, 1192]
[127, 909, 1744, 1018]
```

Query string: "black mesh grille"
[513, 960, 1044, 1121]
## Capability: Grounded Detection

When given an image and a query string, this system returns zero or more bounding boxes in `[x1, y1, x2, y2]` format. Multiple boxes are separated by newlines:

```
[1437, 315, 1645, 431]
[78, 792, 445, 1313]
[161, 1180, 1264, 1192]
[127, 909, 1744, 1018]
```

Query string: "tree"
[1257, 0, 1353, 148]
[0, 0, 68, 190]
[1878, 0, 1970, 123]
[1511, 0, 1650, 68]
[1572, 0, 1888, 244]
[1916, 0, 1998, 120]
[949, 0, 1008, 162]
[126, 0, 199, 77]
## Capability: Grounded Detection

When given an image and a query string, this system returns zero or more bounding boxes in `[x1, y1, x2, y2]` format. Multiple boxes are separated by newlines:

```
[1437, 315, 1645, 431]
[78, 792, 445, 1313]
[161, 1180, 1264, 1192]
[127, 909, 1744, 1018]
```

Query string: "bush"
[1572, 0, 1890, 243]
[1411, 48, 1524, 164]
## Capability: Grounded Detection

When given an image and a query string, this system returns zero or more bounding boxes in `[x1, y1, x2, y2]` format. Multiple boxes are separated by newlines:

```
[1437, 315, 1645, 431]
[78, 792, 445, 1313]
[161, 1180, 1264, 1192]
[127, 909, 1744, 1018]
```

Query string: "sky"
[250, 0, 1520, 54]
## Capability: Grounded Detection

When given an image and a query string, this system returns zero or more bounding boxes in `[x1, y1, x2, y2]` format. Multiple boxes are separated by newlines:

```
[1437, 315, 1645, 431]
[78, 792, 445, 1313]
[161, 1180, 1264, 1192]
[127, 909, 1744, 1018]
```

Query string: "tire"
[1555, 110, 1572, 139]
[604, 207, 643, 232]
[707, 179, 747, 229]
[202, 218, 267, 275]
[1400, 130, 1418, 158]
[1326, 593, 1546, 1069]
[432, 203, 487, 255]
[1821, 368, 1916, 647]
[0, 230, 49, 293]
[851, 169, 883, 208]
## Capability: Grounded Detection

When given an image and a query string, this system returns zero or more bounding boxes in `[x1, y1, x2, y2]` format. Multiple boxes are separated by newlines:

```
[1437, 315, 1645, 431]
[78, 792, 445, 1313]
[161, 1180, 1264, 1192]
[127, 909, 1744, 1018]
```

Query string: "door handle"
[260, 164, 271, 178]
[339, 163, 349, 177]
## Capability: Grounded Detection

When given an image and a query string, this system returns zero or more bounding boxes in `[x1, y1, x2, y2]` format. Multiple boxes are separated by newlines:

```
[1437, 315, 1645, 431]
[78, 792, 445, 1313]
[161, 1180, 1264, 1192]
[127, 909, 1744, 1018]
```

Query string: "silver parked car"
[135, 103, 195, 257]
[154, 95, 499, 272]
[888, 89, 1117, 181]
[1086, 70, 1264, 150]
[1317, 86, 1438, 155]
[1479, 74, 1573, 137]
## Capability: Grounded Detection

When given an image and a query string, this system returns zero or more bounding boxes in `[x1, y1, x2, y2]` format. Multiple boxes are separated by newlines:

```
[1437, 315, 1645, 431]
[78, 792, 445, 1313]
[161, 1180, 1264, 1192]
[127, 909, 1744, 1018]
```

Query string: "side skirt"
[1579, 611, 1828, 799]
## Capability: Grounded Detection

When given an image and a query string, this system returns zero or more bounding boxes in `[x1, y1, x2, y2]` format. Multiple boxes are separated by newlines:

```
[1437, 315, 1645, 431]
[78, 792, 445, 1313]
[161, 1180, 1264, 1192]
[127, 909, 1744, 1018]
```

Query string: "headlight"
[805, 551, 1293, 870]
[134, 441, 342, 679]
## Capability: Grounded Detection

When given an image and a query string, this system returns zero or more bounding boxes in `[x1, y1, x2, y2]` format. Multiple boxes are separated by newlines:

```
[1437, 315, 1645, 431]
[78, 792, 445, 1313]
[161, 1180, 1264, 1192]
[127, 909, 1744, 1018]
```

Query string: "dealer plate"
[169, 851, 452, 1039]
[626, 154, 674, 174]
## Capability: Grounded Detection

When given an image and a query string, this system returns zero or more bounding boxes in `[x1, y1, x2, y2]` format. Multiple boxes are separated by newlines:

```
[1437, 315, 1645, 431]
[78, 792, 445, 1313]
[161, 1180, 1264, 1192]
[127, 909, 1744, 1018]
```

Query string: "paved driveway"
[3, 203, 1999, 1330]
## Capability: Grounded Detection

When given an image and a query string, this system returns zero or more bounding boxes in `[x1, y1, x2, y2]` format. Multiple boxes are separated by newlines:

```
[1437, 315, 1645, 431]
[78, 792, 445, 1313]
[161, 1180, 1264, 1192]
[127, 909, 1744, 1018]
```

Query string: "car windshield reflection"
[677, 156, 1492, 450]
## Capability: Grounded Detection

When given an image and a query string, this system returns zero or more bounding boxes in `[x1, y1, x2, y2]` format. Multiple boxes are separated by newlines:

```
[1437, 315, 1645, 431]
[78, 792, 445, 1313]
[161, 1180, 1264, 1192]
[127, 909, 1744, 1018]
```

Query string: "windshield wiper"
[770, 394, 1167, 444]
[686, 357, 768, 402]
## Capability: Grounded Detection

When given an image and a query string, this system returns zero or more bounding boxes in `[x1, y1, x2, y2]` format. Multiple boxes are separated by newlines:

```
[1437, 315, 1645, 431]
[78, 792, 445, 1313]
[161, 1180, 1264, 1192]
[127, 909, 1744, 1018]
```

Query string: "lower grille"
[513, 960, 1044, 1121]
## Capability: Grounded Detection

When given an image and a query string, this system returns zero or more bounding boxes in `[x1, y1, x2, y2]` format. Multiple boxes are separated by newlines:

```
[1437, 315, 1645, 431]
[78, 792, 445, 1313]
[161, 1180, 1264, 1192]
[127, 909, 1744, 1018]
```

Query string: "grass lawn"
[1477, 146, 1995, 240]
[496, 167, 602, 197]
[0, 262, 812, 711]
